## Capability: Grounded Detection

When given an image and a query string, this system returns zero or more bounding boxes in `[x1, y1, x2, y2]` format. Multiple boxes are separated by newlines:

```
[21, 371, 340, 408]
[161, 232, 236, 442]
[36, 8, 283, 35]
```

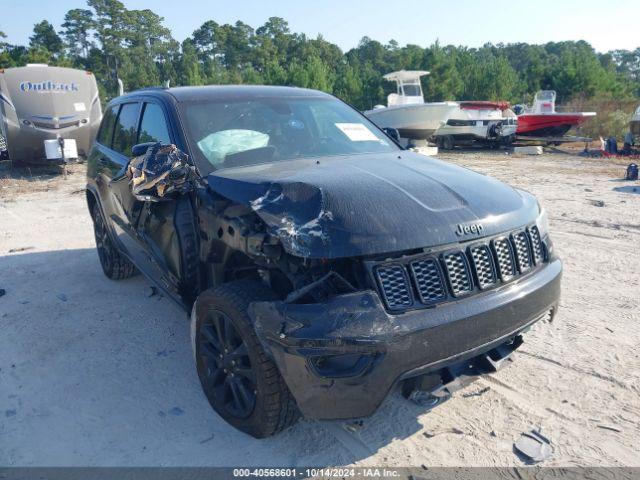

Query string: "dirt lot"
[1, 151, 639, 467]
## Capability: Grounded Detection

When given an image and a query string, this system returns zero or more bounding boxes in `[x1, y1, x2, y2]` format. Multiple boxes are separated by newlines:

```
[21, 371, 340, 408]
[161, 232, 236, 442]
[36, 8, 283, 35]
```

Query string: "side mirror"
[382, 127, 401, 143]
[127, 144, 197, 201]
[131, 142, 158, 157]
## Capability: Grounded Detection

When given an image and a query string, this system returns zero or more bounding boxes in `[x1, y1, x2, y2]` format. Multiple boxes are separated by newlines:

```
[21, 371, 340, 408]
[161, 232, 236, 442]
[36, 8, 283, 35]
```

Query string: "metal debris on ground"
[597, 424, 622, 433]
[56, 293, 68, 302]
[514, 429, 552, 463]
[147, 286, 158, 297]
[589, 200, 605, 207]
[8, 246, 34, 253]
[422, 428, 464, 438]
[0, 288, 5, 298]
[462, 386, 491, 398]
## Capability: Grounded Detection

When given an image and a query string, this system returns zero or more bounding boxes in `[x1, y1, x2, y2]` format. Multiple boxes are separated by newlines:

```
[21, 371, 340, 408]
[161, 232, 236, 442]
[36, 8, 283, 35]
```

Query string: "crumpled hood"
[206, 151, 539, 258]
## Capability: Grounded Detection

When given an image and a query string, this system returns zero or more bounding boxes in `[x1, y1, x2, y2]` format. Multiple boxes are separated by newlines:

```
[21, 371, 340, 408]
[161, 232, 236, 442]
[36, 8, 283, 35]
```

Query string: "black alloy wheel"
[192, 281, 299, 437]
[198, 310, 257, 418]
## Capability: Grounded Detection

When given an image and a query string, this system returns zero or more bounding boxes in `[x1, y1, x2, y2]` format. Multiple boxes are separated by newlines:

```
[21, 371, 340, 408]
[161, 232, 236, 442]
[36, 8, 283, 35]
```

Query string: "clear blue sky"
[2, 0, 638, 53]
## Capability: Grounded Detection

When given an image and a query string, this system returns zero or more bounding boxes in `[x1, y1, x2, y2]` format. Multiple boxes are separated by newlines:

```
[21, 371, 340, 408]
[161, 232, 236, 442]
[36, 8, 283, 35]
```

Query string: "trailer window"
[112, 103, 141, 156]
[97, 106, 118, 147]
[138, 103, 171, 145]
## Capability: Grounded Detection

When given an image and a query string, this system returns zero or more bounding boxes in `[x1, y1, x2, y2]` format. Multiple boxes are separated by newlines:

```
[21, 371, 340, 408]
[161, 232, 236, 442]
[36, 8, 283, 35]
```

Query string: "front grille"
[375, 264, 413, 310]
[443, 252, 473, 296]
[493, 237, 516, 281]
[470, 245, 497, 289]
[32, 120, 79, 130]
[373, 224, 548, 312]
[409, 258, 447, 303]
[528, 225, 544, 264]
[512, 231, 532, 272]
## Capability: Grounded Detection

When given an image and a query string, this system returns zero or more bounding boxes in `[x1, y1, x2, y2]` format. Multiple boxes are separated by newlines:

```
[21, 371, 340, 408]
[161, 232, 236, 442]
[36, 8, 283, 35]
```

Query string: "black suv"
[86, 86, 561, 437]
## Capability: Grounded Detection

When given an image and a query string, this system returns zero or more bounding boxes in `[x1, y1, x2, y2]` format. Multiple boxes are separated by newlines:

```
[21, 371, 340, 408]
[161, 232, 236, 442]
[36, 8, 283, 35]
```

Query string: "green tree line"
[1, 0, 639, 110]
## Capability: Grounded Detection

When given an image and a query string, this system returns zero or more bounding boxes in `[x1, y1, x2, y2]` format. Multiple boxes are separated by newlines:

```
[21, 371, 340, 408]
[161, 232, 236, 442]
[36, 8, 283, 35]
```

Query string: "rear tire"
[91, 203, 137, 280]
[192, 281, 299, 437]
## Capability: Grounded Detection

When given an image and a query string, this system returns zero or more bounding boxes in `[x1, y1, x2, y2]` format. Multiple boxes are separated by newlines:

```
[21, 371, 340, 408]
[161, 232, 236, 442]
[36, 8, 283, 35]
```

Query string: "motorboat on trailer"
[630, 105, 640, 137]
[514, 90, 595, 137]
[364, 70, 458, 140]
[433, 101, 517, 149]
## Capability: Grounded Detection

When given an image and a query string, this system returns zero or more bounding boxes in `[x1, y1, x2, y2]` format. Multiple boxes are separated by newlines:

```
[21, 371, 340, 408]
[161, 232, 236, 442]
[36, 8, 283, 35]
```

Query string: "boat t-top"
[364, 70, 458, 140]
[514, 90, 596, 137]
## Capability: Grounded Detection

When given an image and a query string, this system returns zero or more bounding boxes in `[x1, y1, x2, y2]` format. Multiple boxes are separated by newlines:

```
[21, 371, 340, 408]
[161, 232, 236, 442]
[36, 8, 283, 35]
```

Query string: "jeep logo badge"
[455, 223, 483, 236]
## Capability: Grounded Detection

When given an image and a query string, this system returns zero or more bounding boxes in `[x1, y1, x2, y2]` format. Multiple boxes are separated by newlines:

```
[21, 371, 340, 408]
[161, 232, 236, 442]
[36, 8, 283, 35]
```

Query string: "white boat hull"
[364, 102, 458, 139]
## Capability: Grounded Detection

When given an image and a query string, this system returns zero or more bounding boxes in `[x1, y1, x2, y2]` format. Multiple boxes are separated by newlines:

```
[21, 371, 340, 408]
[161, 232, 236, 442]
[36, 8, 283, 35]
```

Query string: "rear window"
[96, 106, 118, 147]
[138, 103, 171, 145]
[112, 103, 141, 155]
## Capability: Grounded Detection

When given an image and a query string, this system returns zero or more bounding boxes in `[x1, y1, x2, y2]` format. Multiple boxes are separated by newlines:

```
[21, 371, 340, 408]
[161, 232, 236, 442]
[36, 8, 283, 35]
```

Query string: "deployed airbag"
[197, 129, 269, 166]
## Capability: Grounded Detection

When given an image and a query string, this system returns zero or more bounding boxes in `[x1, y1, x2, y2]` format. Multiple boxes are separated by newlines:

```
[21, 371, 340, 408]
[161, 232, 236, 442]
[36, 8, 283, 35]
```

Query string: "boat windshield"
[401, 84, 422, 96]
[179, 96, 399, 173]
[535, 91, 556, 102]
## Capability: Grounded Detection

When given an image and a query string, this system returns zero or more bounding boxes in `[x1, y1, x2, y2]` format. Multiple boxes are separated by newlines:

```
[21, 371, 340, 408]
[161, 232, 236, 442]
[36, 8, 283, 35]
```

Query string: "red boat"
[515, 91, 596, 136]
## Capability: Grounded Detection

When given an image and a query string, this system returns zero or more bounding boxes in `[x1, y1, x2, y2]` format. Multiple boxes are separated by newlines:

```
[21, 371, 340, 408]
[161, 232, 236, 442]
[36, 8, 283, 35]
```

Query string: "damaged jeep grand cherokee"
[86, 86, 561, 438]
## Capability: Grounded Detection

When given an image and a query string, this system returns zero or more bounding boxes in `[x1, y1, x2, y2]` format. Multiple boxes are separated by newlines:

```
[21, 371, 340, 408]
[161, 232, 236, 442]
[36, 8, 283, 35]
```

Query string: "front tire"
[192, 281, 299, 437]
[91, 202, 137, 280]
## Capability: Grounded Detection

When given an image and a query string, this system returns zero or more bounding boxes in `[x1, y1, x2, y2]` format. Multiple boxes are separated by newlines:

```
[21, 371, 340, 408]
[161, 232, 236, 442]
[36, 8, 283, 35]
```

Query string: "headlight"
[536, 208, 553, 256]
[536, 207, 549, 238]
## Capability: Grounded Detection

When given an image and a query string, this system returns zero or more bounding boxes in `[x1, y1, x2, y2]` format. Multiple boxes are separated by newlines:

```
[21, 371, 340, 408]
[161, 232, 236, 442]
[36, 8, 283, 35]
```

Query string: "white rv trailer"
[0, 64, 102, 164]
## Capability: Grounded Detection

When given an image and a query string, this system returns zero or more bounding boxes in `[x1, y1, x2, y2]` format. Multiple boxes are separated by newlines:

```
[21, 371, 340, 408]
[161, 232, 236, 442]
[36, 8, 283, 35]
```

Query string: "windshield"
[179, 96, 398, 172]
[401, 84, 422, 97]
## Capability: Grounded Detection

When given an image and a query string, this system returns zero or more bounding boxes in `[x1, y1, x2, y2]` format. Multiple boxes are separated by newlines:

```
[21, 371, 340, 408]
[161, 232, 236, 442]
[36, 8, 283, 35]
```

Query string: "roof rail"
[130, 86, 170, 93]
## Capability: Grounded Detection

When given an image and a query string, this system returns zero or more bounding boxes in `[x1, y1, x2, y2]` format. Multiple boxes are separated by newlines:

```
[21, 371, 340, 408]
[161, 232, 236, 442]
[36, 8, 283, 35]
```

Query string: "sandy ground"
[1, 151, 639, 467]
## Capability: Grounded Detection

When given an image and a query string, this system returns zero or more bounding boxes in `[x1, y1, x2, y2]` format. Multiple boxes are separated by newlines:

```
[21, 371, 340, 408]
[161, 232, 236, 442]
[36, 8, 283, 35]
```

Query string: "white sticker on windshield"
[335, 123, 379, 142]
[74, 102, 86, 112]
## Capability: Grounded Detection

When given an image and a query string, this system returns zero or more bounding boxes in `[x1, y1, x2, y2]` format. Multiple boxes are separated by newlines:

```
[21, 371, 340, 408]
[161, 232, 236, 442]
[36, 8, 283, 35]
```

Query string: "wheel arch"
[85, 186, 98, 214]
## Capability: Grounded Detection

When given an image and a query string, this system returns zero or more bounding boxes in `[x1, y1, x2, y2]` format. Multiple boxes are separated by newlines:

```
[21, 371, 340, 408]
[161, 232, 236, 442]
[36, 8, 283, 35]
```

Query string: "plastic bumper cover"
[248, 259, 562, 419]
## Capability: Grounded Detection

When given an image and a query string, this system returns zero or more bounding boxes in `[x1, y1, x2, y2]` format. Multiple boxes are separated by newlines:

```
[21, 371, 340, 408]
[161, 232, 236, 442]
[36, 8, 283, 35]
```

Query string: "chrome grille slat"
[443, 252, 473, 296]
[512, 231, 532, 272]
[469, 245, 497, 289]
[409, 259, 447, 303]
[375, 264, 412, 310]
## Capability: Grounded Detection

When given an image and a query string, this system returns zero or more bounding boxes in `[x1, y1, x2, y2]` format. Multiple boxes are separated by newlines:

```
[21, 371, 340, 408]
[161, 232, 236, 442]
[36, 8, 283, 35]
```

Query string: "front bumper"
[249, 259, 562, 419]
